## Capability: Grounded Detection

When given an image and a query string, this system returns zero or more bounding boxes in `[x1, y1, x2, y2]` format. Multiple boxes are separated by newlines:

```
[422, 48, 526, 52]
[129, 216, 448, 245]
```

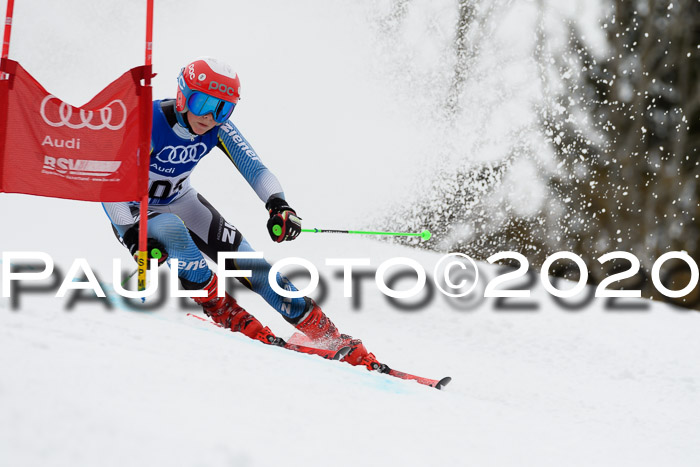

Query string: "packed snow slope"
[1, 0, 699, 466]
[2, 235, 700, 467]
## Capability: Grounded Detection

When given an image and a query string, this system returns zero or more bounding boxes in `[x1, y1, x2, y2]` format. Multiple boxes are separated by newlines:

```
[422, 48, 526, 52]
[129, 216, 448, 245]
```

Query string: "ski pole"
[283, 227, 432, 241]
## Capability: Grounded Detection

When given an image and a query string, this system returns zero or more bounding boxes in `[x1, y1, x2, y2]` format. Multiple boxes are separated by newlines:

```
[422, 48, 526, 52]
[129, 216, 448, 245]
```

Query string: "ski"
[186, 313, 350, 361]
[379, 365, 452, 390]
[287, 332, 451, 390]
[188, 314, 450, 389]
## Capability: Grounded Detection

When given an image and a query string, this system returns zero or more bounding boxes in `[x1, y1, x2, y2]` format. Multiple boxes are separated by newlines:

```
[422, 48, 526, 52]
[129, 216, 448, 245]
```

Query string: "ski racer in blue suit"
[103, 57, 377, 369]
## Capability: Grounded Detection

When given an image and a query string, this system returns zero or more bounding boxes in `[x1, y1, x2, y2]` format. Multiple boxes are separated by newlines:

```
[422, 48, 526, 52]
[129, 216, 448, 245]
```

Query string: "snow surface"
[2, 237, 700, 467]
[1, 1, 699, 466]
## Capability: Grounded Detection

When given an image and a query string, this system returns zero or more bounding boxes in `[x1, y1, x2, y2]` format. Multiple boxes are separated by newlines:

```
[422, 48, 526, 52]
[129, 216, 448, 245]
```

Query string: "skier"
[103, 57, 378, 369]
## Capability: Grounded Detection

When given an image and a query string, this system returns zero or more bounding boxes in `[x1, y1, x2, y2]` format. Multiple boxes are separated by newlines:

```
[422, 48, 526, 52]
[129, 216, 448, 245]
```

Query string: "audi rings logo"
[155, 143, 208, 164]
[40, 95, 127, 131]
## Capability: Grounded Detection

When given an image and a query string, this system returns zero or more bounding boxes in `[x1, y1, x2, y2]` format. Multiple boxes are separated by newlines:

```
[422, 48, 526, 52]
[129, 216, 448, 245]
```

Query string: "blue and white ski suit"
[103, 99, 306, 320]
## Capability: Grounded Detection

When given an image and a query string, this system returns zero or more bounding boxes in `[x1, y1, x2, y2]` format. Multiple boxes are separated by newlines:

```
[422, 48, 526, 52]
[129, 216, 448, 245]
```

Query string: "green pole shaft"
[121, 268, 138, 287]
[301, 228, 431, 241]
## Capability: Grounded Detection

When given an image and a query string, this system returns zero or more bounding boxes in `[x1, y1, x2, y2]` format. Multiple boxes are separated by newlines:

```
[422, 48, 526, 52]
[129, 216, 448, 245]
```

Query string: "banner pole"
[137, 0, 154, 291]
[145, 0, 153, 75]
[2, 0, 14, 59]
[0, 0, 15, 189]
[1, 0, 15, 80]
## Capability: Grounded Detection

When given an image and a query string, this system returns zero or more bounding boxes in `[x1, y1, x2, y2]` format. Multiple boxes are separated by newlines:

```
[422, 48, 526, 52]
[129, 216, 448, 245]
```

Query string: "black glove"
[266, 197, 301, 243]
[121, 226, 169, 265]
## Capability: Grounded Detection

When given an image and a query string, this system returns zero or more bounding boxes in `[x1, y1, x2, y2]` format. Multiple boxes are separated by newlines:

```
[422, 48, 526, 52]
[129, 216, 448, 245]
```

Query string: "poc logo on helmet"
[208, 80, 237, 96]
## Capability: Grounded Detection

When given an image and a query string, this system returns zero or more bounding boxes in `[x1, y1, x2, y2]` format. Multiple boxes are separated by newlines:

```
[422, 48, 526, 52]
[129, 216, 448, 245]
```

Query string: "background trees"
[538, 0, 699, 307]
[375, 0, 699, 309]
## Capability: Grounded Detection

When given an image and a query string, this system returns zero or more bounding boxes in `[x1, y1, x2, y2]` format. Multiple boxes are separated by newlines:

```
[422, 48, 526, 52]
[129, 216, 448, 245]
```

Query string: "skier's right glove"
[121, 226, 169, 266]
[266, 197, 302, 243]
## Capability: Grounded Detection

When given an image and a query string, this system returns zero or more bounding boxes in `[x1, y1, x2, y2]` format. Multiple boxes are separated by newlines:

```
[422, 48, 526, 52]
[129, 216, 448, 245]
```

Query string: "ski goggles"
[187, 91, 236, 123]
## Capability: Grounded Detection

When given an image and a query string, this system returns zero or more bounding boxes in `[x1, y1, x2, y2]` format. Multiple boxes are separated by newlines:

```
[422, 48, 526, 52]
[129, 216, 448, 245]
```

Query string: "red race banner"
[0, 59, 150, 202]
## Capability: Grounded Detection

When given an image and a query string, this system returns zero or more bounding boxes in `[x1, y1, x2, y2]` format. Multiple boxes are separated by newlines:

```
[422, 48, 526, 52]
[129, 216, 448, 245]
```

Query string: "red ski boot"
[294, 299, 342, 346]
[337, 335, 382, 371]
[193, 274, 281, 345]
[294, 299, 380, 370]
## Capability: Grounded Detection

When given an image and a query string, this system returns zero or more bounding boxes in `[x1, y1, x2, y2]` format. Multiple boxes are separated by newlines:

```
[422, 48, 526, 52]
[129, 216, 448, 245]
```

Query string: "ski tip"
[333, 346, 352, 361]
[435, 376, 452, 390]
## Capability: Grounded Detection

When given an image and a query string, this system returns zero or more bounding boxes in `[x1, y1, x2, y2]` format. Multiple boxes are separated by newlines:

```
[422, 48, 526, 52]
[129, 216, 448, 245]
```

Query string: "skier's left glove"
[266, 197, 301, 243]
[121, 226, 169, 266]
